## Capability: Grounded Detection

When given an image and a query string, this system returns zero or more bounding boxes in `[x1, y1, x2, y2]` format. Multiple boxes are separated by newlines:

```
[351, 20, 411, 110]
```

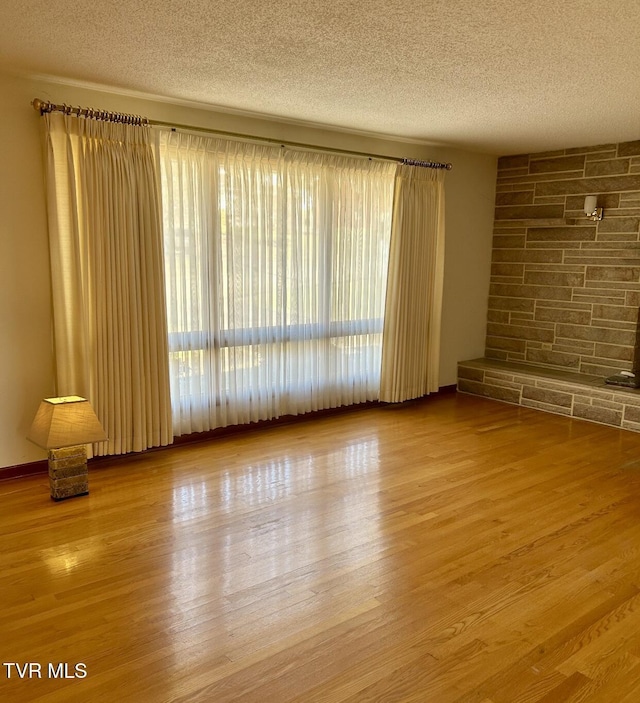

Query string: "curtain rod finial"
[32, 98, 48, 114]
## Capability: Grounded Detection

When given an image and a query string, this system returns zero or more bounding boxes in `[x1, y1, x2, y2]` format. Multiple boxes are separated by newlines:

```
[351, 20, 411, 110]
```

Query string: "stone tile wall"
[487, 140, 640, 378]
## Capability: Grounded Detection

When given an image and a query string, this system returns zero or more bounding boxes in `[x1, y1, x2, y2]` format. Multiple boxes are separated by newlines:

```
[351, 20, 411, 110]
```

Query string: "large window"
[158, 131, 396, 435]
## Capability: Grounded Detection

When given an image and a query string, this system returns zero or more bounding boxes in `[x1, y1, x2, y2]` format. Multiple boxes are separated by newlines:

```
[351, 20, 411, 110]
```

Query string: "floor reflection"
[168, 434, 383, 670]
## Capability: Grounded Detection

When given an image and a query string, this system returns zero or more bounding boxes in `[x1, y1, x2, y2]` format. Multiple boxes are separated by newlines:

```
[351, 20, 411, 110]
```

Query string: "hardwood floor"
[3, 392, 640, 702]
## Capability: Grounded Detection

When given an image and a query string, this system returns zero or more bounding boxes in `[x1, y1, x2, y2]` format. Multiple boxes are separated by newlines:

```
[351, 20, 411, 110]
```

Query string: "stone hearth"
[458, 358, 640, 432]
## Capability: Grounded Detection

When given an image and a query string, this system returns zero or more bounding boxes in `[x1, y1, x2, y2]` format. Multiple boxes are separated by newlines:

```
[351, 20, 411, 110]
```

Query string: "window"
[159, 131, 396, 435]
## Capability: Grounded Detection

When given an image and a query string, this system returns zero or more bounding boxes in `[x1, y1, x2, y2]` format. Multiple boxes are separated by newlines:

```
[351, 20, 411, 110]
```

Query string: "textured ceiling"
[2, 0, 640, 155]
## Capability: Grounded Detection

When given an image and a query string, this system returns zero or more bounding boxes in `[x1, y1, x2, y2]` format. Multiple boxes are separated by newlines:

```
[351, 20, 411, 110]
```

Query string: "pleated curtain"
[380, 165, 446, 402]
[43, 112, 173, 455]
[158, 130, 396, 435]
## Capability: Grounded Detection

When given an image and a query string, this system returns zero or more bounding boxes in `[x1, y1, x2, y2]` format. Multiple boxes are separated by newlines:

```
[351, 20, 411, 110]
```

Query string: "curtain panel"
[157, 130, 396, 435]
[43, 112, 173, 454]
[380, 165, 446, 402]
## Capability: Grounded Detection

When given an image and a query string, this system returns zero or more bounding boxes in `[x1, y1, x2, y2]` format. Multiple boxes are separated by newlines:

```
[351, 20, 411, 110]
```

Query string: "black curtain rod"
[32, 98, 453, 170]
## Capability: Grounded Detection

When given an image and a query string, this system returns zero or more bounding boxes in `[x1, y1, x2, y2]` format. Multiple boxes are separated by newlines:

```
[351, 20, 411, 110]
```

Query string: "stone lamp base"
[48, 446, 89, 501]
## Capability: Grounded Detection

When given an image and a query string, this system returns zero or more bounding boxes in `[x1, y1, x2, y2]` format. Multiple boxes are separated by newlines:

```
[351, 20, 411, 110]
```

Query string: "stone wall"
[487, 140, 640, 377]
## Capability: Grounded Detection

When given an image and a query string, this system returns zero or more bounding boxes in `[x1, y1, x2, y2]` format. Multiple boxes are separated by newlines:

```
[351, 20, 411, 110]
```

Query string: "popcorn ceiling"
[2, 0, 639, 154]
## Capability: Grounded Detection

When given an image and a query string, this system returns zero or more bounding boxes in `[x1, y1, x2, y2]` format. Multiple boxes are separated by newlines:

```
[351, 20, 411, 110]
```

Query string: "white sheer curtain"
[380, 165, 446, 402]
[43, 112, 173, 454]
[157, 130, 396, 435]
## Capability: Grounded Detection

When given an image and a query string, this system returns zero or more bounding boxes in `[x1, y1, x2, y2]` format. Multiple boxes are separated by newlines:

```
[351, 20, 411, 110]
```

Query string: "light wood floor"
[4, 392, 640, 702]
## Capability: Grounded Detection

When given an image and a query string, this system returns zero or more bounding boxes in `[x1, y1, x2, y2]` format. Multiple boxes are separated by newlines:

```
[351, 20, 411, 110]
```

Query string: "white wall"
[0, 70, 496, 468]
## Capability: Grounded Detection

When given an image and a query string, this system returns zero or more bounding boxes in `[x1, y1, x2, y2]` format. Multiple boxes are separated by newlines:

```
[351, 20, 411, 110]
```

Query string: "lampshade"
[28, 396, 107, 449]
[584, 195, 598, 214]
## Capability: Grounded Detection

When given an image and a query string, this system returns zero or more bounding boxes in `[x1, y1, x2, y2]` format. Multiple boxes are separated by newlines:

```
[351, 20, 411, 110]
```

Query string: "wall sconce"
[584, 195, 603, 221]
[28, 396, 107, 501]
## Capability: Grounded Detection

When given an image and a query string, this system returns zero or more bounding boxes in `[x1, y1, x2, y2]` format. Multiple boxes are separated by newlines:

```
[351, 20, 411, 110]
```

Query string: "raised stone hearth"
[458, 358, 640, 432]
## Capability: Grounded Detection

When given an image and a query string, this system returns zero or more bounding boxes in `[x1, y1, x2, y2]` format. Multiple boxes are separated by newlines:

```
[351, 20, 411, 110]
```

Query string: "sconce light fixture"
[584, 195, 603, 221]
[28, 396, 107, 501]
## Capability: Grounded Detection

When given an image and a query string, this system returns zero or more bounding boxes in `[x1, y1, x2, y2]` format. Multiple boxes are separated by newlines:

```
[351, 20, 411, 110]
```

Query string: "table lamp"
[28, 396, 107, 501]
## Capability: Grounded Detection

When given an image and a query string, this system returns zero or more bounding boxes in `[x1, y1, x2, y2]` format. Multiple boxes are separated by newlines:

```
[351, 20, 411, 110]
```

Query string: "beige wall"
[0, 70, 496, 468]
